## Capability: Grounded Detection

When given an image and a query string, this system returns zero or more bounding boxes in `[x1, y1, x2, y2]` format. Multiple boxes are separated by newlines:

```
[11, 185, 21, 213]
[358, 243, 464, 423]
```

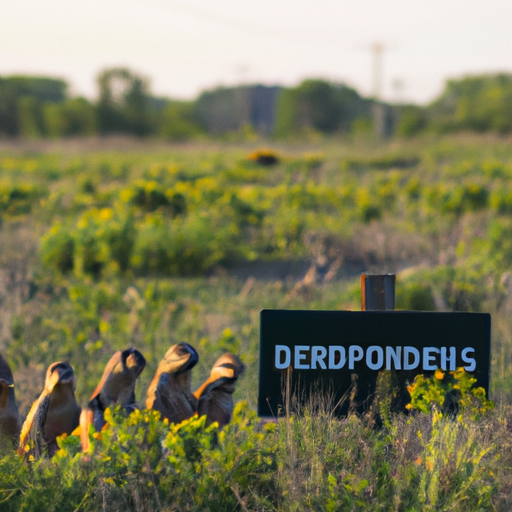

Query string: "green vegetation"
[1, 135, 512, 509]
[274, 79, 372, 136]
[1, 398, 510, 511]
[428, 74, 512, 134]
[3, 70, 512, 139]
[407, 368, 495, 419]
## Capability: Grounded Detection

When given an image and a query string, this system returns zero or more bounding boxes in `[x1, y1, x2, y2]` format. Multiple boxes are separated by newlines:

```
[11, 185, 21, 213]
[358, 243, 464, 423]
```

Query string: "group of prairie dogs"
[0, 344, 245, 457]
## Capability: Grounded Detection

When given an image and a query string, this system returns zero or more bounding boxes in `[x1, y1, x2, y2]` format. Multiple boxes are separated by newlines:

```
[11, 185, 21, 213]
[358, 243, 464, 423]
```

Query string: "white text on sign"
[274, 345, 476, 372]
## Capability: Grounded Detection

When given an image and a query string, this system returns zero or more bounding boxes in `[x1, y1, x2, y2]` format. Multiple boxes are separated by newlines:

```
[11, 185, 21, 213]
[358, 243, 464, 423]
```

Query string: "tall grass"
[1, 400, 511, 511]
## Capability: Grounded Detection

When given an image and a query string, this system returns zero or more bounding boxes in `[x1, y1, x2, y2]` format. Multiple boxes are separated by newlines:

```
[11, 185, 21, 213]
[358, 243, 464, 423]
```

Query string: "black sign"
[258, 310, 491, 417]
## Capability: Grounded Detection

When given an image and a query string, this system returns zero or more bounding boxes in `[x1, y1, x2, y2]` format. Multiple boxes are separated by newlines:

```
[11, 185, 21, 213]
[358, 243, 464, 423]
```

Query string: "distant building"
[193, 85, 281, 135]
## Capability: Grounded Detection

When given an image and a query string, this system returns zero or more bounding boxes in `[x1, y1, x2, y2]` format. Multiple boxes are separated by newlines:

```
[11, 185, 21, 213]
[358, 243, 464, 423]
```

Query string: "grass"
[1, 399, 511, 511]
[1, 134, 512, 509]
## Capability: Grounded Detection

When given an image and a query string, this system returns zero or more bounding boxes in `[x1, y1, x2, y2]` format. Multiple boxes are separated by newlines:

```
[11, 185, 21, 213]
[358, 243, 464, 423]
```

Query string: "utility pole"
[234, 64, 251, 130]
[372, 42, 384, 100]
[371, 41, 387, 138]
[392, 78, 405, 105]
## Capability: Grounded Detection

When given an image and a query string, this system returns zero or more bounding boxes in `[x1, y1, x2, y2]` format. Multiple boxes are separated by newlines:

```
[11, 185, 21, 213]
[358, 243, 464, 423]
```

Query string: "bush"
[40, 208, 136, 279]
[407, 368, 494, 419]
[0, 182, 46, 217]
[397, 282, 436, 311]
[40, 223, 75, 274]
[131, 213, 240, 276]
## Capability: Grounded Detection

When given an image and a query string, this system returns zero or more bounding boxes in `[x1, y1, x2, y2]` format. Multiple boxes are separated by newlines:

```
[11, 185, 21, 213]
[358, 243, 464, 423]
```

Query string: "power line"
[144, 0, 353, 47]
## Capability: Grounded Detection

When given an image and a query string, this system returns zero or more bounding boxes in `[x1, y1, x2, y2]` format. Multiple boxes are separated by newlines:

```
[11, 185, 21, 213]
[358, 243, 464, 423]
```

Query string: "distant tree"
[428, 74, 512, 134]
[158, 100, 202, 140]
[274, 79, 372, 137]
[17, 96, 45, 138]
[395, 105, 427, 137]
[296, 79, 343, 132]
[43, 97, 97, 137]
[96, 68, 153, 135]
[0, 76, 67, 136]
[273, 88, 299, 137]
[9, 76, 67, 102]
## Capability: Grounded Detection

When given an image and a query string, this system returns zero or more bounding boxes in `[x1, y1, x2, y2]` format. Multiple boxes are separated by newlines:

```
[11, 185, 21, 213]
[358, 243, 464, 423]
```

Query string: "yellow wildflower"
[99, 208, 113, 221]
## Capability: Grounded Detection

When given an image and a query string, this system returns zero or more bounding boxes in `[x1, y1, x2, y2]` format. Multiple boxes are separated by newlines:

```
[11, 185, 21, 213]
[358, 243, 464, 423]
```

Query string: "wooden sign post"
[361, 274, 395, 311]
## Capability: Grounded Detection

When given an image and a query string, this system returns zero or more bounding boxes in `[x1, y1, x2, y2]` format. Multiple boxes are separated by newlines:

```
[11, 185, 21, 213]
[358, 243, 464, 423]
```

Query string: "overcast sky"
[2, 0, 512, 104]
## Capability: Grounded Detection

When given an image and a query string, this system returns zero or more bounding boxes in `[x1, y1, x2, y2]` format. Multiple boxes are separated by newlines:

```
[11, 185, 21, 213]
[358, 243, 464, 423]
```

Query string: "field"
[1, 134, 512, 510]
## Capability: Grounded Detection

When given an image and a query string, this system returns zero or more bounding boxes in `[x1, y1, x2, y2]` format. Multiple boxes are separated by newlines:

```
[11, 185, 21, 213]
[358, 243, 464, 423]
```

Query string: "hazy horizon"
[2, 0, 512, 105]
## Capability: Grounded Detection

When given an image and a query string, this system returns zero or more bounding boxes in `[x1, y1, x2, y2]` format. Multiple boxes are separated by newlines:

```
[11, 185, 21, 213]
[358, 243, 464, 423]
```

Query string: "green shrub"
[129, 180, 170, 212]
[40, 224, 75, 274]
[397, 282, 436, 311]
[40, 208, 136, 279]
[490, 189, 512, 214]
[130, 213, 240, 276]
[0, 182, 46, 217]
[407, 368, 494, 419]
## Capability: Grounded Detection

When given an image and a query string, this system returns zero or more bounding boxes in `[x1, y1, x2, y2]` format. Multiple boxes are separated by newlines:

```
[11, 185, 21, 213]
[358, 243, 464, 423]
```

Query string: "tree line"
[1, 68, 512, 139]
